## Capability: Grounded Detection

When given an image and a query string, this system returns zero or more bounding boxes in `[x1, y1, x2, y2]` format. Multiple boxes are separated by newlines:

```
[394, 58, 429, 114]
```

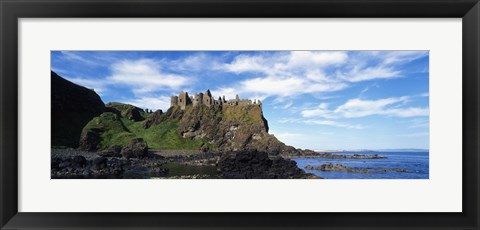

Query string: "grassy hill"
[79, 105, 209, 151]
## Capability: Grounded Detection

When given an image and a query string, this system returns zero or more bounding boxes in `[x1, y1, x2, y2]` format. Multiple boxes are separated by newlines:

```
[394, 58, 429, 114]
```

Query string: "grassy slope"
[81, 112, 137, 150]
[122, 117, 207, 150]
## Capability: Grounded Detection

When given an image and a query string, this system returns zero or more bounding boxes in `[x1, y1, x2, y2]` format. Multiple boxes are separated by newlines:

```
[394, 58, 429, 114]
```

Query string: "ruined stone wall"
[170, 90, 259, 110]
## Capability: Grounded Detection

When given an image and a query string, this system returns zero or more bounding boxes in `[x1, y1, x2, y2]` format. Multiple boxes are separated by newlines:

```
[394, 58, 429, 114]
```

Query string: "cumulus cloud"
[60, 51, 101, 67]
[301, 103, 334, 118]
[335, 97, 428, 118]
[301, 96, 429, 119]
[304, 119, 365, 129]
[64, 77, 108, 96]
[107, 59, 189, 94]
[277, 117, 364, 129]
[213, 50, 427, 102]
[124, 96, 171, 111]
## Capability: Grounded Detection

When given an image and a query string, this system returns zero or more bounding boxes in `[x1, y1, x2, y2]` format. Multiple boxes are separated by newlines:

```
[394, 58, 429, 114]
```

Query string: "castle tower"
[203, 89, 213, 108]
[178, 91, 192, 110]
[193, 93, 204, 106]
[170, 96, 179, 107]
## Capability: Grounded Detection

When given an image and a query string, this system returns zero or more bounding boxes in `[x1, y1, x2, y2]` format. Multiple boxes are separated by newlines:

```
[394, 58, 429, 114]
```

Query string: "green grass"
[82, 106, 212, 151]
[81, 112, 137, 150]
[122, 118, 208, 150]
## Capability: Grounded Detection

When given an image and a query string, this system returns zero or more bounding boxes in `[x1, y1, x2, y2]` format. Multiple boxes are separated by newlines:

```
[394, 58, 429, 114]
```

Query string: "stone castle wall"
[170, 90, 261, 110]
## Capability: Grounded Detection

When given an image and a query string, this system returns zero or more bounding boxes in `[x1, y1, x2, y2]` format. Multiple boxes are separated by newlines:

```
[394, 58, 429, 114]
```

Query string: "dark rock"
[169, 104, 299, 156]
[377, 168, 415, 173]
[121, 138, 149, 159]
[99, 145, 122, 157]
[304, 165, 314, 170]
[51, 71, 105, 148]
[316, 164, 372, 173]
[200, 144, 209, 152]
[93, 157, 108, 169]
[78, 128, 102, 151]
[106, 102, 145, 121]
[71, 155, 87, 168]
[143, 109, 165, 129]
[217, 150, 320, 179]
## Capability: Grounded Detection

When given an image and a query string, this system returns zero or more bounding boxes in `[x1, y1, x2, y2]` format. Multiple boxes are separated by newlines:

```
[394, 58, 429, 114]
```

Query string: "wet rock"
[304, 165, 314, 170]
[316, 164, 372, 173]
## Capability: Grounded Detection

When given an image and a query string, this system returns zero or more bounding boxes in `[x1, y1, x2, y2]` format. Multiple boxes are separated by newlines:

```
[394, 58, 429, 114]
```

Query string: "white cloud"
[60, 51, 100, 66]
[383, 107, 429, 117]
[336, 66, 401, 82]
[210, 87, 240, 101]
[335, 97, 408, 118]
[124, 96, 171, 111]
[301, 103, 334, 118]
[281, 102, 294, 110]
[278, 117, 364, 130]
[334, 97, 428, 118]
[64, 77, 108, 96]
[214, 50, 427, 102]
[301, 96, 429, 119]
[382, 51, 429, 65]
[304, 119, 365, 129]
[107, 59, 189, 94]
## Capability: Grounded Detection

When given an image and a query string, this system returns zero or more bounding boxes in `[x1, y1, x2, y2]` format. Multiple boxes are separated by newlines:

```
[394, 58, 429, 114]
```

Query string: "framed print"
[1, 0, 479, 229]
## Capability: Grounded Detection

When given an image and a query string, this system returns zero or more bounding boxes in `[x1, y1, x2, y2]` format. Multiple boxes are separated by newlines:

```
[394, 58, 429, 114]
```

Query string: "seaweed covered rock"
[217, 150, 319, 179]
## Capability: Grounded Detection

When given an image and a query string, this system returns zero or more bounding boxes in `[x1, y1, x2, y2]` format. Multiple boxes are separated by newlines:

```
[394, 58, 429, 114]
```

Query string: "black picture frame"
[1, 0, 479, 229]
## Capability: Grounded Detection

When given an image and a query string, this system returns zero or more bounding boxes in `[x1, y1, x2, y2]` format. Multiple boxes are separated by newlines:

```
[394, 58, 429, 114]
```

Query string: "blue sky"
[51, 51, 429, 150]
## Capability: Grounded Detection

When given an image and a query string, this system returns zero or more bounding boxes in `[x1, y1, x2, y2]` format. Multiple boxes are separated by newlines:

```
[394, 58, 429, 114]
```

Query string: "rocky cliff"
[144, 104, 299, 155]
[51, 71, 105, 148]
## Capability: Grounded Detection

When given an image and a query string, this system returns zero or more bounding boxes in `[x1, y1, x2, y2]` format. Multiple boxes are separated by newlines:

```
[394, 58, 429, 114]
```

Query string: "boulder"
[78, 128, 102, 151]
[92, 157, 108, 170]
[106, 102, 145, 122]
[71, 155, 87, 168]
[99, 145, 122, 157]
[143, 109, 165, 129]
[121, 138, 149, 159]
[217, 150, 319, 179]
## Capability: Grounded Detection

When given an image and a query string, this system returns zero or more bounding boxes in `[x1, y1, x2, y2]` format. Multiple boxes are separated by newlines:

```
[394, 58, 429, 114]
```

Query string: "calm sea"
[292, 151, 429, 179]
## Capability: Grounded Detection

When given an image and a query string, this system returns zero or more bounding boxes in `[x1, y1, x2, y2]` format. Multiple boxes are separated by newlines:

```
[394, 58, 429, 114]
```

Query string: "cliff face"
[51, 71, 105, 148]
[145, 104, 298, 155]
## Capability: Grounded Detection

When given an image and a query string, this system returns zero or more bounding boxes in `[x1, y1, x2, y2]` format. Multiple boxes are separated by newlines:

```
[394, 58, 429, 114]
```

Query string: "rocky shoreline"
[304, 163, 415, 174]
[51, 148, 318, 179]
[285, 152, 386, 159]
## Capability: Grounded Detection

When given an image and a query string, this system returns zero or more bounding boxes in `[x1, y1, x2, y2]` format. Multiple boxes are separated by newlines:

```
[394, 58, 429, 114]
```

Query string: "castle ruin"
[170, 89, 261, 110]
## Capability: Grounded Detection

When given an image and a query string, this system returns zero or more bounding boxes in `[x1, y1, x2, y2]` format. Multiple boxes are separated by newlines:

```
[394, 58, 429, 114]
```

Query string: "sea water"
[292, 151, 429, 179]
